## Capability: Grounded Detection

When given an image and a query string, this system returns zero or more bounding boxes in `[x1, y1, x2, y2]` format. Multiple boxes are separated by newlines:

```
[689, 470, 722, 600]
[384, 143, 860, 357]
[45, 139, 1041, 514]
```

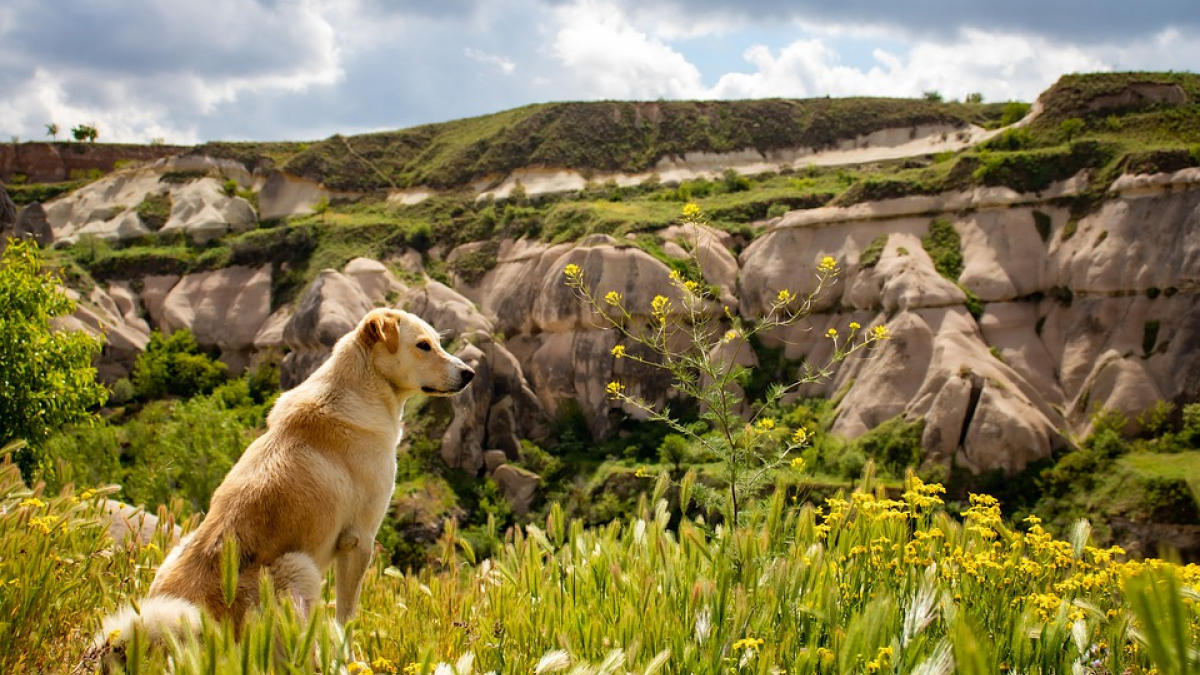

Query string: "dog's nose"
[461, 368, 475, 385]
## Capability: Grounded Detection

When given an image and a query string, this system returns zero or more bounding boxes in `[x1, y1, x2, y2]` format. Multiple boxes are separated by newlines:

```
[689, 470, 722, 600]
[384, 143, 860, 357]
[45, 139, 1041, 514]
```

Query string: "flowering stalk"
[564, 204, 889, 527]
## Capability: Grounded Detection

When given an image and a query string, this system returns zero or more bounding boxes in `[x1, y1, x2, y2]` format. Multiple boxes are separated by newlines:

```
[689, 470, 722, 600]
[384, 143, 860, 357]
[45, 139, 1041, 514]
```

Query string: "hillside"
[2, 71, 1200, 570]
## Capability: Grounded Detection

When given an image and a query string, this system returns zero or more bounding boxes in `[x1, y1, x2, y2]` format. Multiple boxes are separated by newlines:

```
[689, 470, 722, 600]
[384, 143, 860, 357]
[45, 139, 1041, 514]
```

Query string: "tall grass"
[5, 462, 1197, 675]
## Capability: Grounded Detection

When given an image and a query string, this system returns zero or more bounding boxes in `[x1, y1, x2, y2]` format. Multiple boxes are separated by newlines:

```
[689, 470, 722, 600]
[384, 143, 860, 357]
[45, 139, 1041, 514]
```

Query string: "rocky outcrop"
[160, 266, 273, 373]
[55, 285, 152, 381]
[0, 183, 18, 234]
[0, 142, 187, 184]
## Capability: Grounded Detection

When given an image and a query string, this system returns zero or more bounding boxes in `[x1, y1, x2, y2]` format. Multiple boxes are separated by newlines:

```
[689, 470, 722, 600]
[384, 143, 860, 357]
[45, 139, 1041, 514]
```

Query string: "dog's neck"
[294, 337, 415, 435]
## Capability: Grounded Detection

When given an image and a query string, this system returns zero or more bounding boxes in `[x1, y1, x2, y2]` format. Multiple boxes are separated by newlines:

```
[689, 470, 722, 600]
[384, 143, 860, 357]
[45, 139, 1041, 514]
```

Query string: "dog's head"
[357, 308, 475, 396]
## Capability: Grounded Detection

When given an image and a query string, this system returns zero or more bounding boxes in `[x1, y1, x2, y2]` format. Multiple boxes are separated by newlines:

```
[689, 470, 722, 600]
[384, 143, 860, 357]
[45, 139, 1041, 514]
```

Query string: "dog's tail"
[78, 596, 202, 673]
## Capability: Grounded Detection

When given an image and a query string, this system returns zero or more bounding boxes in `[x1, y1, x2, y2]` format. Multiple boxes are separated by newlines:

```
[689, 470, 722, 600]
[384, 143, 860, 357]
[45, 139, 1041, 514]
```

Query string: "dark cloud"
[622, 0, 1200, 44]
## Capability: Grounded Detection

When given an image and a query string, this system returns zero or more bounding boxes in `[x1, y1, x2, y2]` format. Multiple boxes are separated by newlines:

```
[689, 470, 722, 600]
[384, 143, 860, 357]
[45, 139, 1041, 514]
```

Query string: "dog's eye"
[417, 341, 432, 352]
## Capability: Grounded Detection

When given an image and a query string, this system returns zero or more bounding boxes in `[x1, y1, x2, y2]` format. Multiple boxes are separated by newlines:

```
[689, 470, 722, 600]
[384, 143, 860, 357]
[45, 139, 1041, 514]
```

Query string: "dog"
[83, 308, 475, 670]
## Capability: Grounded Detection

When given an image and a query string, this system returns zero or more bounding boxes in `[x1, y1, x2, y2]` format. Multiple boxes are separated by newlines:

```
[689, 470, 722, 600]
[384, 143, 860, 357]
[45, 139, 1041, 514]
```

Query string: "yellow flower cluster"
[732, 637, 764, 651]
[756, 417, 775, 430]
[19, 497, 46, 509]
[605, 381, 624, 397]
[682, 202, 703, 221]
[818, 256, 838, 273]
[865, 646, 894, 673]
[611, 345, 627, 359]
[604, 290, 623, 306]
[563, 263, 582, 279]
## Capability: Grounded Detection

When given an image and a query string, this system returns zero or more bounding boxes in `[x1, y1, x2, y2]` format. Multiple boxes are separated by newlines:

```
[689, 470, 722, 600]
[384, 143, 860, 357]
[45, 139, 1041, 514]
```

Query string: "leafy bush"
[1000, 101, 1032, 126]
[921, 218, 963, 281]
[860, 234, 888, 269]
[0, 240, 107, 478]
[850, 415, 925, 475]
[132, 329, 229, 400]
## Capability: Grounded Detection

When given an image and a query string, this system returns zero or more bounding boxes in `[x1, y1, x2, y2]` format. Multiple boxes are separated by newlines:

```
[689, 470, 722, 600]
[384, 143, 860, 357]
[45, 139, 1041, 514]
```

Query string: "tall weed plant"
[564, 204, 889, 525]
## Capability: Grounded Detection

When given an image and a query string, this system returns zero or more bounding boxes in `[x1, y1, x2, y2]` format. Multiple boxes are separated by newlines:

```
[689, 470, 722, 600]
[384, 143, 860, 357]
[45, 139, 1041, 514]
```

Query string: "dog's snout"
[460, 367, 475, 385]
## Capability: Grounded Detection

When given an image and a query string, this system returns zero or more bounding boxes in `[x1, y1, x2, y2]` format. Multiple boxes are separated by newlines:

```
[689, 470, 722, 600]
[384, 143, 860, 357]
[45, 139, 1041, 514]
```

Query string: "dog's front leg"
[334, 530, 372, 626]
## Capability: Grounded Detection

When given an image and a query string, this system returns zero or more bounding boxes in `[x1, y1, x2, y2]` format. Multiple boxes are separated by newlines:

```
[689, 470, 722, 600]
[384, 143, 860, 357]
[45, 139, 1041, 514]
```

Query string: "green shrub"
[851, 415, 925, 475]
[860, 234, 888, 269]
[922, 218, 963, 281]
[132, 329, 229, 400]
[1000, 101, 1032, 126]
[136, 193, 172, 230]
[0, 240, 107, 478]
[657, 434, 692, 474]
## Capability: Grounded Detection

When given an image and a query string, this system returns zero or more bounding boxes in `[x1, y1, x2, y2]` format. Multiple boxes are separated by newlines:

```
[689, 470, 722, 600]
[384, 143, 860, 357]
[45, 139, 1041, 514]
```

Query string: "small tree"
[565, 204, 887, 526]
[45, 123, 59, 141]
[922, 90, 943, 102]
[965, 92, 984, 105]
[0, 239, 108, 478]
[1060, 117, 1085, 142]
[71, 124, 98, 143]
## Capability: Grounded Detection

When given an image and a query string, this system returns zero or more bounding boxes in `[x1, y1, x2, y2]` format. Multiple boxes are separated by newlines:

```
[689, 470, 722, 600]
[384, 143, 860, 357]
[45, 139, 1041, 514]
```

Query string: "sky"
[1, 1, 1197, 145]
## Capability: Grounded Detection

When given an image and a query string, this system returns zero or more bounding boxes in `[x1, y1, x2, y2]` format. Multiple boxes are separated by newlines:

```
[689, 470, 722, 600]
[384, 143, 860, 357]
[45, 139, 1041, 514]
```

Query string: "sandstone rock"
[487, 396, 522, 459]
[161, 178, 257, 244]
[13, 202, 54, 246]
[492, 464, 540, 515]
[258, 171, 342, 220]
[441, 343, 491, 473]
[344, 257, 405, 303]
[406, 280, 492, 339]
[1069, 351, 1164, 437]
[483, 450, 508, 472]
[160, 266, 272, 369]
[280, 269, 375, 386]
[44, 169, 163, 243]
[958, 381, 1057, 474]
[139, 275, 181, 328]
[56, 285, 151, 382]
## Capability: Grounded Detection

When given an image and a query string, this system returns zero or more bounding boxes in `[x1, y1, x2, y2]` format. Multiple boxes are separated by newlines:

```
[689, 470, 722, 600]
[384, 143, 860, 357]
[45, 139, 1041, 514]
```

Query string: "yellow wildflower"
[682, 203, 703, 221]
[756, 418, 775, 430]
[20, 497, 46, 509]
[790, 457, 806, 471]
[605, 381, 624, 397]
[650, 295, 671, 317]
[723, 329, 738, 342]
[30, 515, 57, 534]
[792, 427, 809, 445]
[826, 328, 837, 339]
[732, 637, 764, 651]
[818, 256, 838, 273]
[347, 662, 374, 675]
[403, 664, 421, 675]
[635, 466, 650, 478]
[604, 290, 623, 306]
[872, 324, 891, 340]
[371, 658, 395, 674]
[849, 321, 861, 330]
[776, 288, 792, 303]
[563, 263, 582, 279]
[611, 345, 627, 359]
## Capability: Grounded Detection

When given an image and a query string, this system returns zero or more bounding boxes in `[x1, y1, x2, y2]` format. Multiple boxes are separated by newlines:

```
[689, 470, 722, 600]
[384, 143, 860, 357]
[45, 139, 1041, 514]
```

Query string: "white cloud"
[709, 29, 1111, 102]
[551, 0, 705, 99]
[465, 48, 516, 75]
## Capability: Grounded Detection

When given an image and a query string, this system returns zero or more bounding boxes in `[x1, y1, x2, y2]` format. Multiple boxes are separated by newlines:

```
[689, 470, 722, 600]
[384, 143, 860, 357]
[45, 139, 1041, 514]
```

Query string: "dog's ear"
[360, 312, 400, 354]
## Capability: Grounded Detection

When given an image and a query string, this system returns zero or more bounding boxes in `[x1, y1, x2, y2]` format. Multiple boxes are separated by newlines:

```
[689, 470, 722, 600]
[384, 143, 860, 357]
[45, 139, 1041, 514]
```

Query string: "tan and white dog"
[86, 308, 474, 668]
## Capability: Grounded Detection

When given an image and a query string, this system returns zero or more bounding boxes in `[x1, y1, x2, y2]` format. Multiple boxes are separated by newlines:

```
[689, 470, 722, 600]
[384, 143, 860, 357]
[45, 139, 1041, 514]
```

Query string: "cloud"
[0, 0, 343, 142]
[465, 48, 516, 75]
[708, 29, 1111, 102]
[550, 0, 705, 99]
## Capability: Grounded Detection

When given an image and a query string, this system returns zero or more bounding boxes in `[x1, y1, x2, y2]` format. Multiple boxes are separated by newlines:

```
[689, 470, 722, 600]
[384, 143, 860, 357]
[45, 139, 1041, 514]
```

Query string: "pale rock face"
[161, 178, 257, 244]
[280, 269, 376, 386]
[491, 464, 540, 515]
[160, 266, 272, 368]
[1069, 351, 1164, 437]
[406, 280, 491, 339]
[44, 170, 163, 243]
[58, 285, 151, 381]
[138, 275, 181, 328]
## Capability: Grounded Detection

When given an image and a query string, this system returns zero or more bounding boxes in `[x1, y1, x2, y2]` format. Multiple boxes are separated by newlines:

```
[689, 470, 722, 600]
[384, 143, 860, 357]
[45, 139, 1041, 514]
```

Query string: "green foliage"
[921, 218, 963, 281]
[1000, 101, 1032, 126]
[860, 234, 888, 269]
[850, 415, 925, 475]
[983, 127, 1035, 151]
[132, 329, 229, 400]
[44, 378, 271, 513]
[0, 240, 107, 478]
[1060, 117, 1085, 142]
[135, 192, 172, 230]
[566, 205, 886, 526]
[656, 434, 692, 474]
[71, 123, 98, 142]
